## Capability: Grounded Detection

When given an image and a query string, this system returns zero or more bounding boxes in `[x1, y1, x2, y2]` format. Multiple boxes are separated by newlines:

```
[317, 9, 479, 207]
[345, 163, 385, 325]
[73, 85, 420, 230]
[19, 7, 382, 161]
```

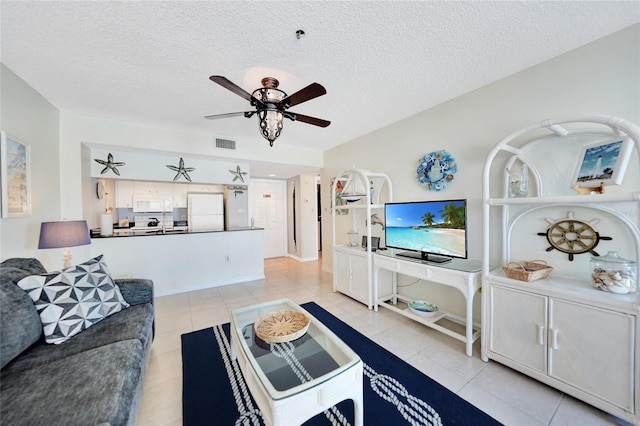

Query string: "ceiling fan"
[205, 75, 330, 146]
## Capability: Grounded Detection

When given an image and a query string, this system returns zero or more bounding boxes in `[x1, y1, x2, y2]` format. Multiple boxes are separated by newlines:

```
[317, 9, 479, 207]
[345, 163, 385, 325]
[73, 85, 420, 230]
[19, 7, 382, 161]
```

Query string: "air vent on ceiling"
[215, 138, 236, 150]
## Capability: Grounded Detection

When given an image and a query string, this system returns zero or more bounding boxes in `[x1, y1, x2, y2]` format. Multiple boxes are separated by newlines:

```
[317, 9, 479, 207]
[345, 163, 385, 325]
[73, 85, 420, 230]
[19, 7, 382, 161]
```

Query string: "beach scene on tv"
[385, 200, 466, 258]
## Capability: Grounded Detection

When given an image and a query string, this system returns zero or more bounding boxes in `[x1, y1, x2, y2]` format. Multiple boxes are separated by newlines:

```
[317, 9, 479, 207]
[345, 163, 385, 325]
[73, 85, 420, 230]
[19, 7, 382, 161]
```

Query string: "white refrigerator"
[187, 193, 224, 232]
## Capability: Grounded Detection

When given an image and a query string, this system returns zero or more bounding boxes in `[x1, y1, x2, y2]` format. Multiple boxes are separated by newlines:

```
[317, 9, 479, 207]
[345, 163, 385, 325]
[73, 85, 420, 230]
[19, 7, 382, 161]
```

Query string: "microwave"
[132, 194, 174, 212]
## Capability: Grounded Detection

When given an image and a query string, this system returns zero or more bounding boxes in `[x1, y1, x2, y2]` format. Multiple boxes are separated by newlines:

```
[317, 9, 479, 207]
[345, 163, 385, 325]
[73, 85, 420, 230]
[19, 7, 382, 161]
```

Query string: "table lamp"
[38, 220, 91, 269]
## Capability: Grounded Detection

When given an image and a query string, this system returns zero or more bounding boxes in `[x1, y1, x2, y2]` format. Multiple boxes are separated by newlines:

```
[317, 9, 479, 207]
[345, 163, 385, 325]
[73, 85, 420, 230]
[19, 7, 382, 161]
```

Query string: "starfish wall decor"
[166, 157, 195, 182]
[94, 153, 126, 175]
[229, 165, 248, 183]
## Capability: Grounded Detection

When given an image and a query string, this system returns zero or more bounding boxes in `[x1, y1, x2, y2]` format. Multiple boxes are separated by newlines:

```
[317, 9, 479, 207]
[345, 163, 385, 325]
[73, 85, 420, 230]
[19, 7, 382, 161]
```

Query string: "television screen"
[384, 199, 467, 263]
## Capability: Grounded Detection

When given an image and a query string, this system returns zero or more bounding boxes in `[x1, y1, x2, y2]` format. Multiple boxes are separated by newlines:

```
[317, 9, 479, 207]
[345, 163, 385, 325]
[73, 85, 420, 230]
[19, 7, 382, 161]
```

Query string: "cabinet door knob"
[537, 325, 545, 346]
[550, 328, 559, 350]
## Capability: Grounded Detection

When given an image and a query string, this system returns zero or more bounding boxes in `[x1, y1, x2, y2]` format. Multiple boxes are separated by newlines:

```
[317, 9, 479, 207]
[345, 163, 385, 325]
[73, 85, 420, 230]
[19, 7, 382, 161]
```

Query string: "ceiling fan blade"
[204, 111, 256, 120]
[209, 75, 265, 108]
[280, 83, 326, 108]
[284, 112, 331, 127]
[209, 76, 253, 101]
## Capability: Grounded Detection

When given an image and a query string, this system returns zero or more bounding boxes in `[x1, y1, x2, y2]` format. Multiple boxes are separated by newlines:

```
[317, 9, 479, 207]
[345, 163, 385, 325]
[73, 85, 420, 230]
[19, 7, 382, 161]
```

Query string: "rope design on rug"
[363, 363, 443, 426]
[212, 325, 263, 426]
[215, 324, 443, 426]
[270, 342, 351, 426]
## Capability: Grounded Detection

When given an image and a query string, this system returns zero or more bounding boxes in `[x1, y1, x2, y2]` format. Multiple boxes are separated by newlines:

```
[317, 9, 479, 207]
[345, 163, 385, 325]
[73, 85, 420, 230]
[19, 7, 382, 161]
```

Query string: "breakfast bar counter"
[90, 228, 264, 296]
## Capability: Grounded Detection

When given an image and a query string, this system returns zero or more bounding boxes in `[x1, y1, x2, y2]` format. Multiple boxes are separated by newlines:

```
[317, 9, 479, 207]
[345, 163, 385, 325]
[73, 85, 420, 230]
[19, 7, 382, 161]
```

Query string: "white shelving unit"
[331, 169, 392, 309]
[481, 115, 640, 424]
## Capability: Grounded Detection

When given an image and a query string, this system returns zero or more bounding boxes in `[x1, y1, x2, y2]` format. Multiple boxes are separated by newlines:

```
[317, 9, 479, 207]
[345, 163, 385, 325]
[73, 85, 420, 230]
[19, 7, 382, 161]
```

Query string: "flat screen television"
[384, 199, 467, 263]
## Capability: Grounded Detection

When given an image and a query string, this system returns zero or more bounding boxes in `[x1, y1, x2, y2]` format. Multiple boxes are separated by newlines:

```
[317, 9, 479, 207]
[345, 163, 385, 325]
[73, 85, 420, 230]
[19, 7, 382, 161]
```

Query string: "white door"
[249, 179, 286, 258]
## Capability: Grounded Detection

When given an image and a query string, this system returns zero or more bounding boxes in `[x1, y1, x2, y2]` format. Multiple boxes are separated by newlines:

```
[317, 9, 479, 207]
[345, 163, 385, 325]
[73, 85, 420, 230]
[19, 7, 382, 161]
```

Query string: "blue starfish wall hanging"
[94, 153, 126, 175]
[229, 165, 248, 183]
[166, 157, 195, 182]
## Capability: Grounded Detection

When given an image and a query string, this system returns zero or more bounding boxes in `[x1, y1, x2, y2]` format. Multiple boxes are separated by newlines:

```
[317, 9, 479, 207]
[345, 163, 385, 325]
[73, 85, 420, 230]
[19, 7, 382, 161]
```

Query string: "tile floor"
[137, 256, 629, 426]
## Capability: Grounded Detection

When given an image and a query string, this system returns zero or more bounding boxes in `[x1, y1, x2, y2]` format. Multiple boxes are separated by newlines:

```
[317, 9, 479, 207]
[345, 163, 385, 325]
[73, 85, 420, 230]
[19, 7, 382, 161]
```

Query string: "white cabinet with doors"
[173, 183, 189, 208]
[134, 181, 173, 194]
[331, 169, 392, 308]
[189, 183, 223, 193]
[488, 282, 635, 412]
[334, 246, 368, 301]
[115, 180, 135, 208]
[116, 180, 190, 209]
[482, 115, 640, 424]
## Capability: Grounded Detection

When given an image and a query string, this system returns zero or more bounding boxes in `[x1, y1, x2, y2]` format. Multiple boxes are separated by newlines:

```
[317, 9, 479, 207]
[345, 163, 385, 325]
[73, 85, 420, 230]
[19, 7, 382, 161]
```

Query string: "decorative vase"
[507, 165, 529, 197]
[591, 251, 637, 293]
[347, 231, 359, 247]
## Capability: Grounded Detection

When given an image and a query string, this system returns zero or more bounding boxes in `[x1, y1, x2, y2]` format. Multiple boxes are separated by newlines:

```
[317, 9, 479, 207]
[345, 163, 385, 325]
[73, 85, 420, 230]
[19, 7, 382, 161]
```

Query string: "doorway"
[249, 179, 287, 258]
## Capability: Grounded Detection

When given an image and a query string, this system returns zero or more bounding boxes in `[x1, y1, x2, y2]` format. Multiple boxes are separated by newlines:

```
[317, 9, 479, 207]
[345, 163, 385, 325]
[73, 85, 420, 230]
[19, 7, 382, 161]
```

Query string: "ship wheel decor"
[537, 211, 613, 261]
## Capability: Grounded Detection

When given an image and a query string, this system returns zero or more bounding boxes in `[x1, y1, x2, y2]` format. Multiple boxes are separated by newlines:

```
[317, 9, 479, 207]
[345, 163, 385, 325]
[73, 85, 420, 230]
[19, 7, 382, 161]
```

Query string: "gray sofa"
[0, 257, 155, 426]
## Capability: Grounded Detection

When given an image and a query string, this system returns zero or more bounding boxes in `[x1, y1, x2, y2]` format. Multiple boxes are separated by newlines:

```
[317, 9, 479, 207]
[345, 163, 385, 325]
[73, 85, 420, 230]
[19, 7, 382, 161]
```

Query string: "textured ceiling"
[1, 1, 639, 177]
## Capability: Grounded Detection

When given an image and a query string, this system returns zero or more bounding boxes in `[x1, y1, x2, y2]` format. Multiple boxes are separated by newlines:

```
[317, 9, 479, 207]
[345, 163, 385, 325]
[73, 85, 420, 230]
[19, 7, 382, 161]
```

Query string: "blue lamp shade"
[38, 220, 91, 249]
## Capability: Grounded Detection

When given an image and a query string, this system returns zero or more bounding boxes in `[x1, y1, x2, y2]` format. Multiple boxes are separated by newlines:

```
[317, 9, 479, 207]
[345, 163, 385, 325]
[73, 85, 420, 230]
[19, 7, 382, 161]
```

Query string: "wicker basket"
[503, 260, 553, 282]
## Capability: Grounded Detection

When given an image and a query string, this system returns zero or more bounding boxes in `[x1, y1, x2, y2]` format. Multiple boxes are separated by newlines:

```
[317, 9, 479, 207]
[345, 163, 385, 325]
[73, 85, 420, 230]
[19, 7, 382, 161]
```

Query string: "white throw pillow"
[17, 255, 129, 344]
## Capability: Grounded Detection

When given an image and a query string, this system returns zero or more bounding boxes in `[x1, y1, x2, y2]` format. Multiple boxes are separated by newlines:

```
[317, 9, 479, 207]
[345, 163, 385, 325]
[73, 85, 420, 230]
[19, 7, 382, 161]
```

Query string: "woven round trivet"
[254, 310, 310, 343]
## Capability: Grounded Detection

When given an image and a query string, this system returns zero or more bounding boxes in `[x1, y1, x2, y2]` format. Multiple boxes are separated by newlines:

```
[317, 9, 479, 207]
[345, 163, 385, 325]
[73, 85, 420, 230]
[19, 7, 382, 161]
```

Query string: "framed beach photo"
[1, 131, 32, 218]
[571, 137, 633, 188]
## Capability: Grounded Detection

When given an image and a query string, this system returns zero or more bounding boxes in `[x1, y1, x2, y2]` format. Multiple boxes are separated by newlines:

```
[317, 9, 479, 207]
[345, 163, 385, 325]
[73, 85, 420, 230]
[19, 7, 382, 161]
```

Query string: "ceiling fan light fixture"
[259, 109, 284, 146]
[254, 78, 286, 146]
[206, 75, 330, 147]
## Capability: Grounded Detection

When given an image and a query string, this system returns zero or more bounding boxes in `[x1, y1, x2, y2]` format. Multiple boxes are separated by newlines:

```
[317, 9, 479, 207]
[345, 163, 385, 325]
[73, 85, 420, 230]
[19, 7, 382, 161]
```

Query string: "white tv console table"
[373, 251, 482, 356]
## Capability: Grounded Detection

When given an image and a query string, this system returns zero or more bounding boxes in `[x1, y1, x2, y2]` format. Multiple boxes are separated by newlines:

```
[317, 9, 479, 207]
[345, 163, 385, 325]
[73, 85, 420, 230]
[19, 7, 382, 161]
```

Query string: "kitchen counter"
[90, 228, 265, 296]
[90, 226, 262, 238]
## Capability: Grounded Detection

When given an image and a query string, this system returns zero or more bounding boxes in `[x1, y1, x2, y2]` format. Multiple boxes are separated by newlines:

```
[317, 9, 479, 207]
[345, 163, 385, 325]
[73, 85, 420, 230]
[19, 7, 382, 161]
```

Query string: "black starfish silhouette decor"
[229, 165, 248, 183]
[167, 157, 195, 182]
[94, 153, 126, 175]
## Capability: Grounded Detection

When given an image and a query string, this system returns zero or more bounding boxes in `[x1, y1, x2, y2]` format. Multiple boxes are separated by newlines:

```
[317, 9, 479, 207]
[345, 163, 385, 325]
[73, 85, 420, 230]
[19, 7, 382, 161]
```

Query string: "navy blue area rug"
[182, 302, 501, 426]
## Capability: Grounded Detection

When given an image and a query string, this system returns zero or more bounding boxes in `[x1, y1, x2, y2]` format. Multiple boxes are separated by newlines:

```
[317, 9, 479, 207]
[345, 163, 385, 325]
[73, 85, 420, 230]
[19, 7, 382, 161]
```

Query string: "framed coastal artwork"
[571, 137, 633, 188]
[1, 131, 32, 218]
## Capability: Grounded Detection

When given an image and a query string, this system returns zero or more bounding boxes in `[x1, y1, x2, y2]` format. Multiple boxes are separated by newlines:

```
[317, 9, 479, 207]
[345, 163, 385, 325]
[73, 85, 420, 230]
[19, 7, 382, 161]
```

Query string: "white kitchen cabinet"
[331, 169, 392, 309]
[135, 181, 173, 195]
[482, 115, 640, 424]
[334, 247, 368, 304]
[173, 183, 189, 208]
[188, 183, 223, 193]
[115, 180, 135, 208]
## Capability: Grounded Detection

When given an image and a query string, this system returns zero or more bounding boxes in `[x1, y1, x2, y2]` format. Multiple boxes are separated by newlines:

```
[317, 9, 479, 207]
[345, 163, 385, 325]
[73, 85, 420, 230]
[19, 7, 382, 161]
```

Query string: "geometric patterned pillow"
[17, 255, 130, 344]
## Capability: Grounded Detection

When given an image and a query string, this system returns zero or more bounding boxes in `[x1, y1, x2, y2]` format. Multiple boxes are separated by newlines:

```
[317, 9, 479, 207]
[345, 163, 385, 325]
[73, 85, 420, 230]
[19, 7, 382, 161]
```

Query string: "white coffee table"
[230, 299, 363, 426]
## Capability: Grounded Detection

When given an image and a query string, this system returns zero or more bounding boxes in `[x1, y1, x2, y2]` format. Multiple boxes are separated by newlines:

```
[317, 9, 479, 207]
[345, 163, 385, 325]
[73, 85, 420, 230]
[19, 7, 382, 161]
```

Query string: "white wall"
[286, 174, 319, 261]
[59, 111, 323, 223]
[322, 24, 640, 320]
[298, 174, 319, 261]
[0, 65, 62, 270]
